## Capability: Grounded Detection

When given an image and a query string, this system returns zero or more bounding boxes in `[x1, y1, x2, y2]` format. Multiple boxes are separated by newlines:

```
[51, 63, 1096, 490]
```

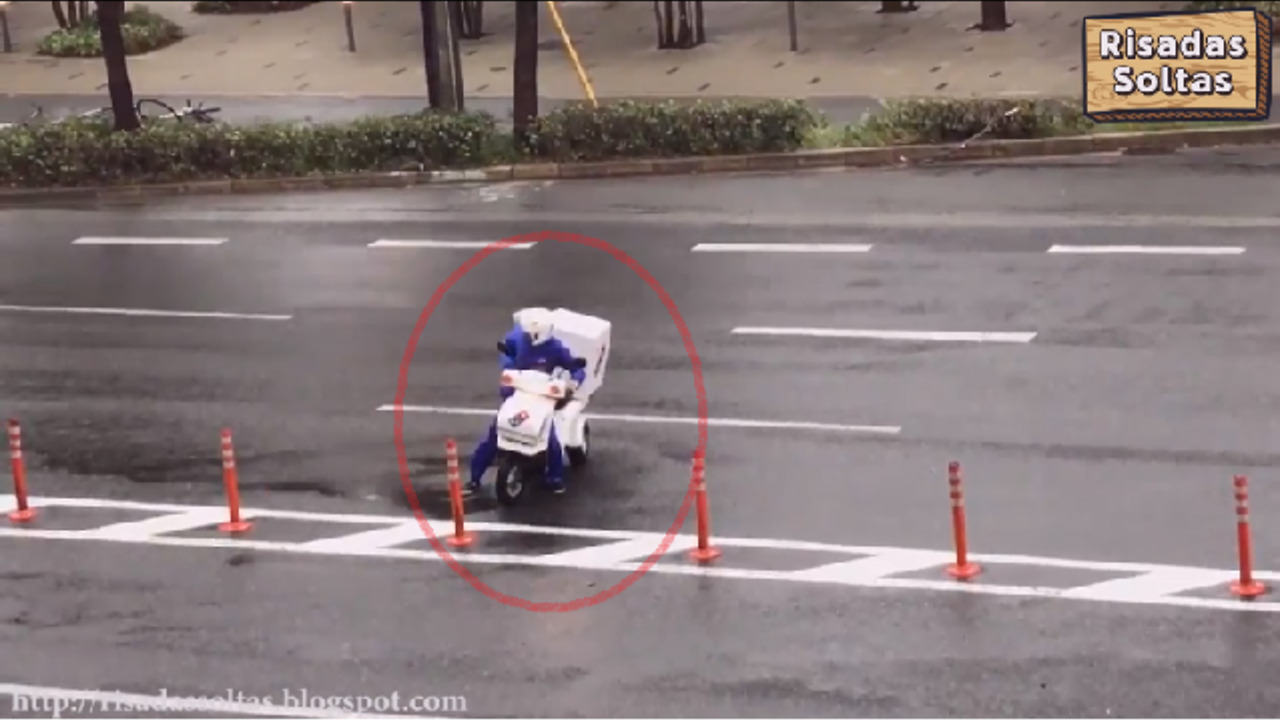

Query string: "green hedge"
[521, 99, 819, 161]
[191, 1, 320, 14]
[1185, 0, 1280, 15]
[38, 6, 185, 58]
[833, 98, 1093, 147]
[0, 99, 815, 189]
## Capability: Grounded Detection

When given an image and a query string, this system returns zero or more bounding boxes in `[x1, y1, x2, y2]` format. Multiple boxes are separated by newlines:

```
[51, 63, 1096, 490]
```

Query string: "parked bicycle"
[0, 105, 44, 130]
[0, 105, 113, 129]
[135, 98, 223, 124]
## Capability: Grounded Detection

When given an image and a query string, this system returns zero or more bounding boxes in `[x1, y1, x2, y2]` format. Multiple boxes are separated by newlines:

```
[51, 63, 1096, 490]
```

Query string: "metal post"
[786, 0, 797, 52]
[0, 2, 13, 54]
[342, 1, 356, 52]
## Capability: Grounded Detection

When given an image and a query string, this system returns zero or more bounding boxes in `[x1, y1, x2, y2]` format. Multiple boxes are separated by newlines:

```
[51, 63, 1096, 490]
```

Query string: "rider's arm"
[551, 340, 588, 386]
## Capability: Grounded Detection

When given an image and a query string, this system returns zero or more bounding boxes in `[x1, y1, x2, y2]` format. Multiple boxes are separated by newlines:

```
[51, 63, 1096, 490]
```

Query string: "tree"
[970, 1, 1011, 31]
[419, 0, 441, 107]
[652, 0, 705, 49]
[454, 0, 484, 39]
[51, 1, 92, 29]
[512, 0, 537, 144]
[878, 1, 918, 13]
[95, 1, 139, 131]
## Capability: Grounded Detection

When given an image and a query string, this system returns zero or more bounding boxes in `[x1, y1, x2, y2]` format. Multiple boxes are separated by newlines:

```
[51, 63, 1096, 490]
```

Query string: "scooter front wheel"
[494, 458, 529, 506]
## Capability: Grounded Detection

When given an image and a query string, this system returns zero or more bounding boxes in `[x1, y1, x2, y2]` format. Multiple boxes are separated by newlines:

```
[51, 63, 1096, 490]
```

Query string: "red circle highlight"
[394, 231, 708, 612]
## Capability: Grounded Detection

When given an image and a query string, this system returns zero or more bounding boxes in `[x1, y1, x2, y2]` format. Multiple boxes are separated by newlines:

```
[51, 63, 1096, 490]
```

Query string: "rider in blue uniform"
[469, 309, 586, 495]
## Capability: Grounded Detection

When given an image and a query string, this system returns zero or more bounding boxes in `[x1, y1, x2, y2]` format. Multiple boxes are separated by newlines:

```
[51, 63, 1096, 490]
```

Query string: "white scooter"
[489, 307, 610, 505]
[491, 363, 591, 505]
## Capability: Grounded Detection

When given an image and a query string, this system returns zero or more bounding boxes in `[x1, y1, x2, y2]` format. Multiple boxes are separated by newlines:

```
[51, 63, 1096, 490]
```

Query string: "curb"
[1, 124, 1277, 206]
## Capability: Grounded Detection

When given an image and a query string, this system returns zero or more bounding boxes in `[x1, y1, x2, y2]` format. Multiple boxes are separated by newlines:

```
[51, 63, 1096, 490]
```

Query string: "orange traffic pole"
[7, 419, 35, 523]
[687, 449, 721, 563]
[1229, 475, 1266, 598]
[218, 429, 252, 533]
[444, 438, 474, 547]
[945, 461, 981, 580]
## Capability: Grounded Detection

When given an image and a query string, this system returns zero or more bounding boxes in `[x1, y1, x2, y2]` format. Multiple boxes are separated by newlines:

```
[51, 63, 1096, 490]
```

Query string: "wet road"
[0, 93, 884, 127]
[5, 146, 1280, 716]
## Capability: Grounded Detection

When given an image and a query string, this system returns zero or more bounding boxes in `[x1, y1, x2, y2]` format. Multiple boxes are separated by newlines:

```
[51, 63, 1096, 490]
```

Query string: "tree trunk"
[67, 0, 80, 26]
[675, 0, 691, 48]
[51, 1, 69, 29]
[453, 0, 468, 40]
[457, 0, 484, 39]
[661, 0, 673, 48]
[512, 0, 537, 146]
[973, 1, 1010, 31]
[878, 1, 918, 13]
[653, 0, 703, 49]
[95, 1, 138, 131]
[419, 0, 442, 108]
[650, 1, 663, 48]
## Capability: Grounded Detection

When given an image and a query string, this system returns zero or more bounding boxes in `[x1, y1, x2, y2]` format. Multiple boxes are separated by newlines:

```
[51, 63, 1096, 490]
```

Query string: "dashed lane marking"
[0, 682, 441, 719]
[1, 494, 1277, 614]
[0, 305, 293, 321]
[376, 404, 902, 435]
[72, 236, 228, 246]
[367, 239, 534, 250]
[1047, 244, 1247, 255]
[690, 243, 874, 253]
[730, 327, 1038, 343]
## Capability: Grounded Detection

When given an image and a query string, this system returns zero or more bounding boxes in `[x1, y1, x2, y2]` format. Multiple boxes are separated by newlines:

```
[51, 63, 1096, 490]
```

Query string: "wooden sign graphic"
[1082, 7, 1272, 122]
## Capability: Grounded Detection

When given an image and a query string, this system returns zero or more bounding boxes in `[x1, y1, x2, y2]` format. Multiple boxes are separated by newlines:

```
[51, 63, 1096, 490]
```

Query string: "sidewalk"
[0, 1, 1182, 102]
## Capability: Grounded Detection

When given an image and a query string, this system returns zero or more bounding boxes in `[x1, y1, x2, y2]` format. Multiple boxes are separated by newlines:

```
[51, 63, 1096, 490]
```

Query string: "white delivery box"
[549, 308, 611, 401]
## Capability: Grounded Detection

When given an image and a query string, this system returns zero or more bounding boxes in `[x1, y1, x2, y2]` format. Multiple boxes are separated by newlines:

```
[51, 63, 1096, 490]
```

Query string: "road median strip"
[0, 97, 1274, 205]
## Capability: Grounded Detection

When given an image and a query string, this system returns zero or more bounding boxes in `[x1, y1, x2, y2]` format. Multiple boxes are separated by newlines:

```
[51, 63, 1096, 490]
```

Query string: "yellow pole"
[543, 0, 598, 108]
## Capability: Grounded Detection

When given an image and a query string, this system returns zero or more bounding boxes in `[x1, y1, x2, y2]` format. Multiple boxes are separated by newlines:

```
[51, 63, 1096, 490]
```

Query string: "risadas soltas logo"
[1081, 6, 1272, 122]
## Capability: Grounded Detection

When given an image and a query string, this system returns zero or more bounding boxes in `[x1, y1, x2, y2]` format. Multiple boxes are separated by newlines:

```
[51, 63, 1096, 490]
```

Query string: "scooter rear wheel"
[566, 421, 590, 467]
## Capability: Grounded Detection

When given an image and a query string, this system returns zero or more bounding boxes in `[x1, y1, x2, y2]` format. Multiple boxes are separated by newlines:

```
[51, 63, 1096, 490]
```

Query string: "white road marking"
[539, 536, 700, 568]
[1061, 568, 1238, 601]
[368, 239, 534, 250]
[90, 508, 227, 541]
[0, 305, 292, 321]
[791, 550, 952, 583]
[72, 236, 227, 246]
[690, 243, 873, 253]
[0, 682, 441, 719]
[298, 521, 432, 553]
[731, 327, 1038, 343]
[2, 494, 1278, 614]
[376, 404, 903, 435]
[1047, 244, 1246, 255]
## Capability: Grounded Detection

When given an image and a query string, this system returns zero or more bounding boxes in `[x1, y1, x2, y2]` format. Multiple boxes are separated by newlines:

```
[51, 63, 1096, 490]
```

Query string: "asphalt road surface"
[0, 93, 884, 127]
[5, 146, 1280, 717]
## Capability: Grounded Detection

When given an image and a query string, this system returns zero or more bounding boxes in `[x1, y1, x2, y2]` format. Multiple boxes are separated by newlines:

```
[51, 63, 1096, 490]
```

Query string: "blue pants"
[470, 419, 564, 487]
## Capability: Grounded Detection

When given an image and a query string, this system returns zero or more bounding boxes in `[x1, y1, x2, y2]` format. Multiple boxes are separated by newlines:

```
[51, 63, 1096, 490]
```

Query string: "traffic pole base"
[946, 562, 982, 580]
[688, 545, 722, 563]
[1230, 579, 1267, 598]
[217, 520, 253, 533]
[8, 507, 35, 523]
[446, 533, 474, 548]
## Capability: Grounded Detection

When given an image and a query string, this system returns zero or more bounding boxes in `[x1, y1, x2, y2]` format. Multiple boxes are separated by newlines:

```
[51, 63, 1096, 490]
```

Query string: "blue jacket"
[498, 323, 586, 399]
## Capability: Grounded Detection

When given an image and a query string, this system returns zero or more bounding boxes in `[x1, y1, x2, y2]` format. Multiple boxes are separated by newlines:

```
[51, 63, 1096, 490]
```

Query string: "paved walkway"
[0, 1, 1183, 100]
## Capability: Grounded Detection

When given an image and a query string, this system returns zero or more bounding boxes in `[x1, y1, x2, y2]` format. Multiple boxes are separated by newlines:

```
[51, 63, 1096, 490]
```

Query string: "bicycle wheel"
[135, 97, 178, 120]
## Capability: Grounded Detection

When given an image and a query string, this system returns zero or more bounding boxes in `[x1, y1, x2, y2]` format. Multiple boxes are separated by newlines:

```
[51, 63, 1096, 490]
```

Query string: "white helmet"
[512, 306, 548, 326]
[519, 308, 554, 346]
